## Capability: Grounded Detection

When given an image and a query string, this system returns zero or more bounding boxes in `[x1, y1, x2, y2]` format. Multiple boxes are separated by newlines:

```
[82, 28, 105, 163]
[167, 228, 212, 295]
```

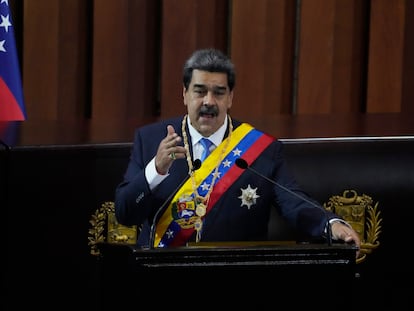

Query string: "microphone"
[148, 159, 202, 249]
[235, 158, 332, 246]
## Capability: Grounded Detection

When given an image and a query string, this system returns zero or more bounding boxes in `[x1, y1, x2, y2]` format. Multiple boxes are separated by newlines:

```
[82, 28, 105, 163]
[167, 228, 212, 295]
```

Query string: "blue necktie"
[200, 138, 213, 161]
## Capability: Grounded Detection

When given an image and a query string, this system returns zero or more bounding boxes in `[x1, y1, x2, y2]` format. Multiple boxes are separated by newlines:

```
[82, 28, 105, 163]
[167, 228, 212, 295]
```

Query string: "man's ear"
[227, 90, 234, 109]
[182, 86, 188, 105]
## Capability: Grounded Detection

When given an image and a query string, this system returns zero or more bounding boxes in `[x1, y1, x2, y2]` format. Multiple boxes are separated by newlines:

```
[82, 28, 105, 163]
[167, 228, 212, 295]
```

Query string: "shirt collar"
[187, 115, 228, 148]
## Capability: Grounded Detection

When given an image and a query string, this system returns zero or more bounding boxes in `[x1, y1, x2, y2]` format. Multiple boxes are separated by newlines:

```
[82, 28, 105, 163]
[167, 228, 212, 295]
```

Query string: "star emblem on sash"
[232, 148, 242, 157]
[238, 184, 260, 209]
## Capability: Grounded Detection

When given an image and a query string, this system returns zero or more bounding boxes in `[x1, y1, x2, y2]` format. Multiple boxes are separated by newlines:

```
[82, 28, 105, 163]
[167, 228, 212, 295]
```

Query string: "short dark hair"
[183, 48, 235, 91]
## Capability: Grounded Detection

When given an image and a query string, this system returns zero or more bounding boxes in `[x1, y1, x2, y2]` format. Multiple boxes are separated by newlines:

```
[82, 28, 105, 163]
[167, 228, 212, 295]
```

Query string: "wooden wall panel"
[331, 0, 368, 113]
[125, 0, 159, 122]
[22, 0, 60, 120]
[90, 0, 159, 142]
[58, 0, 89, 121]
[366, 0, 405, 113]
[297, 0, 335, 114]
[8, 0, 414, 146]
[297, 0, 368, 114]
[159, 0, 228, 119]
[230, 0, 295, 120]
[91, 0, 130, 141]
[402, 0, 414, 113]
[21, 0, 90, 145]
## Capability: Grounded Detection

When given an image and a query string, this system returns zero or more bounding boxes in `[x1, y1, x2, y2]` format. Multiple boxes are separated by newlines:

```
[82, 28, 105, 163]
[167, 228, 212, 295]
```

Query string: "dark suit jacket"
[115, 115, 337, 248]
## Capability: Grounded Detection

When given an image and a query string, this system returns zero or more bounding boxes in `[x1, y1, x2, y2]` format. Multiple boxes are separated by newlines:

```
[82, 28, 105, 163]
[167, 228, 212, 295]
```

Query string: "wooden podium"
[99, 241, 355, 270]
[96, 241, 358, 306]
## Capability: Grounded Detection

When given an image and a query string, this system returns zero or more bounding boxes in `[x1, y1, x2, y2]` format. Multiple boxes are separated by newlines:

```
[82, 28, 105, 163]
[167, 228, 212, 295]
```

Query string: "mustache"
[199, 105, 219, 116]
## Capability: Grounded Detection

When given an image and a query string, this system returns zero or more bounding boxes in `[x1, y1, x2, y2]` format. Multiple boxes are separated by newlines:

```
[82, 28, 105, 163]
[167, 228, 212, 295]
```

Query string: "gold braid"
[181, 114, 233, 241]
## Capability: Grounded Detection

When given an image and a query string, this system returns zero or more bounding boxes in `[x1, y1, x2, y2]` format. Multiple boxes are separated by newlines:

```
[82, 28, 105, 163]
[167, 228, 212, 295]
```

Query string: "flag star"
[166, 229, 174, 239]
[212, 171, 221, 179]
[1, 0, 9, 6]
[201, 182, 210, 191]
[232, 148, 242, 157]
[223, 159, 232, 167]
[0, 14, 12, 32]
[0, 40, 5, 52]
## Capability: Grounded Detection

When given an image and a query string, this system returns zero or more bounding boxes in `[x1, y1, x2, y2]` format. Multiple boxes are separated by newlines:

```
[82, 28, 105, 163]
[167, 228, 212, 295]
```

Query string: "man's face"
[183, 69, 233, 137]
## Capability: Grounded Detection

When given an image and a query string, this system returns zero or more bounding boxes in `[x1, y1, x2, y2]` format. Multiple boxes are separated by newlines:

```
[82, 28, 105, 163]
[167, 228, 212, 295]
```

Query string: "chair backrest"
[88, 201, 138, 256]
[323, 189, 382, 264]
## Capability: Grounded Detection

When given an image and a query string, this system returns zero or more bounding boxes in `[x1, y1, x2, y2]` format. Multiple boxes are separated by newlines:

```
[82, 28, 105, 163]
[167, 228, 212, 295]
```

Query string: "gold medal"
[196, 202, 206, 217]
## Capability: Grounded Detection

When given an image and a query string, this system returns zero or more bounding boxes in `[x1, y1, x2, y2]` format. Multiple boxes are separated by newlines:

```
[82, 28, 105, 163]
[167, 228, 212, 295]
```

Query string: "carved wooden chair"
[88, 201, 139, 256]
[323, 189, 382, 264]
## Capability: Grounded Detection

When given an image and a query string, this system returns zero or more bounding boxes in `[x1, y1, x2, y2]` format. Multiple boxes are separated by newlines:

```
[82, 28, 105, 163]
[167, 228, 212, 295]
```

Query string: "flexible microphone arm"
[235, 158, 332, 246]
[148, 159, 202, 249]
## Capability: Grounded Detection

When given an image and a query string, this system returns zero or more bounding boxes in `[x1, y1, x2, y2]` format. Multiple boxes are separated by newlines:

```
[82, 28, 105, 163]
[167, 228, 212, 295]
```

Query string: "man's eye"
[194, 89, 206, 95]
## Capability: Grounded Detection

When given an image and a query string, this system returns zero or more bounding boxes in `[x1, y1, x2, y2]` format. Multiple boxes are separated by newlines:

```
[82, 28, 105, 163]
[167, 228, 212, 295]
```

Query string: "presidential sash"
[154, 123, 275, 247]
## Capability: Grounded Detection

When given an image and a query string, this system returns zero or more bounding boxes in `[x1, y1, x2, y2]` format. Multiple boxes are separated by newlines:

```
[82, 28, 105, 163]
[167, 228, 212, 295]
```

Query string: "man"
[115, 48, 360, 255]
